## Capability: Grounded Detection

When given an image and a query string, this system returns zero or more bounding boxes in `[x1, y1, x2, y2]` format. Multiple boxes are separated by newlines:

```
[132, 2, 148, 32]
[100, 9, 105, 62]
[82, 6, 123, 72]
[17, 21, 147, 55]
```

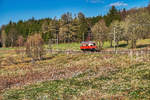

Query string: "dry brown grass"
[0, 49, 150, 99]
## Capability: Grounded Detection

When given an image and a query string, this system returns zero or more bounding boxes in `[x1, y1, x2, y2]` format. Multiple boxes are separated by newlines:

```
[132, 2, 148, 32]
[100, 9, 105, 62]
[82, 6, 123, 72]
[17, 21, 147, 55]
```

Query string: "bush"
[15, 36, 24, 55]
[16, 36, 24, 47]
[25, 34, 44, 60]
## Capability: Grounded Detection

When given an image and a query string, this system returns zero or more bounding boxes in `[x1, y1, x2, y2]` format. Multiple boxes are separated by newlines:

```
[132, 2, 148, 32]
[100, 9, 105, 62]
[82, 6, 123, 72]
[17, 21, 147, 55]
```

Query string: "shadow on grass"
[8, 53, 59, 65]
[118, 44, 128, 48]
[136, 44, 150, 48]
[28, 54, 59, 63]
[111, 43, 150, 48]
[107, 44, 128, 48]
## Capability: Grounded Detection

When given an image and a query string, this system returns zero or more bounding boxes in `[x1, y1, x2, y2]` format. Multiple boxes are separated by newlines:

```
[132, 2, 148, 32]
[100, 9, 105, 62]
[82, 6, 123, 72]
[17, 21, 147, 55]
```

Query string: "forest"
[1, 5, 150, 49]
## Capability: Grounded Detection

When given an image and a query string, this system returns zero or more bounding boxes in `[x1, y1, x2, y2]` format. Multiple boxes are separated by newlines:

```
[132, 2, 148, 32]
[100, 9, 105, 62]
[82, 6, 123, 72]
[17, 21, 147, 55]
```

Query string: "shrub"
[25, 34, 44, 60]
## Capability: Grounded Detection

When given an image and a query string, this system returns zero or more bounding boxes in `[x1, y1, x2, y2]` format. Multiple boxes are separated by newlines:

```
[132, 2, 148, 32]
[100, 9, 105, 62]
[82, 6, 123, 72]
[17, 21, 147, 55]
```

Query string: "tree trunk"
[99, 41, 103, 50]
[2, 43, 6, 48]
[101, 41, 103, 49]
[131, 39, 136, 49]
[133, 40, 136, 49]
[116, 41, 119, 47]
[127, 40, 129, 45]
[57, 33, 59, 44]
[11, 39, 14, 47]
[1, 30, 7, 48]
[110, 40, 113, 47]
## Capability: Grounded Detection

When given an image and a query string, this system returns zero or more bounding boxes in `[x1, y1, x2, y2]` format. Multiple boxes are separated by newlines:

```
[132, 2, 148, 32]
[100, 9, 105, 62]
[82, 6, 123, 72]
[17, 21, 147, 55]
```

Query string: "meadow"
[0, 39, 150, 100]
[49, 39, 150, 51]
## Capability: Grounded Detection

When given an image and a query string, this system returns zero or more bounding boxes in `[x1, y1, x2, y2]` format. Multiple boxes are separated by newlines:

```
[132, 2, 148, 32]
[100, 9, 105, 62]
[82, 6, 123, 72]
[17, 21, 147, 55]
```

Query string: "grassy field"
[51, 42, 81, 51]
[50, 39, 150, 51]
[50, 41, 112, 51]
[0, 39, 150, 100]
[1, 39, 150, 52]
[0, 51, 150, 99]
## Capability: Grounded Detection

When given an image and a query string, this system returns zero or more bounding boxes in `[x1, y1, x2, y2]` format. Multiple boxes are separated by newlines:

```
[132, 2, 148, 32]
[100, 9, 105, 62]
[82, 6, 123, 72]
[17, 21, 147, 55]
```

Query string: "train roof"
[81, 41, 95, 44]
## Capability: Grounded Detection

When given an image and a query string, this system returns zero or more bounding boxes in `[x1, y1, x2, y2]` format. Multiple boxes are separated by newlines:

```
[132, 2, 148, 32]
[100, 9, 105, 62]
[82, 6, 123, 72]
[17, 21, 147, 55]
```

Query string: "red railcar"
[80, 41, 97, 51]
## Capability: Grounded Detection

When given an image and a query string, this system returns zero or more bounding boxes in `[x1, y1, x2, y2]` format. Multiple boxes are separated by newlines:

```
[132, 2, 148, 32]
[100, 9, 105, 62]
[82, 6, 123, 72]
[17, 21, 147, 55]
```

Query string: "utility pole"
[83, 33, 85, 41]
[114, 26, 116, 53]
[55, 38, 59, 50]
[50, 38, 59, 51]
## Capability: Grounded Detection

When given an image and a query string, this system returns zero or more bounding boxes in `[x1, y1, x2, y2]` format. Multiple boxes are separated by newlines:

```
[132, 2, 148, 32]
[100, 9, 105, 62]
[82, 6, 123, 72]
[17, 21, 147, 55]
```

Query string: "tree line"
[1, 5, 150, 49]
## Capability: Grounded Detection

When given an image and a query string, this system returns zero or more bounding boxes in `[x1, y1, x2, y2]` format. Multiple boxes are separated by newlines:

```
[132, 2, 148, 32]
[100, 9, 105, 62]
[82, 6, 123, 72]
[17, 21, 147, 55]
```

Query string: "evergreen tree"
[49, 17, 60, 42]
[104, 6, 121, 26]
[77, 12, 89, 41]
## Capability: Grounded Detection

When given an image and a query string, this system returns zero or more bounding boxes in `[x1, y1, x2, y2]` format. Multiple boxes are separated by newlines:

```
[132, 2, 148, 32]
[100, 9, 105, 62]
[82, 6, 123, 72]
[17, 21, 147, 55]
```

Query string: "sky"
[0, 0, 149, 27]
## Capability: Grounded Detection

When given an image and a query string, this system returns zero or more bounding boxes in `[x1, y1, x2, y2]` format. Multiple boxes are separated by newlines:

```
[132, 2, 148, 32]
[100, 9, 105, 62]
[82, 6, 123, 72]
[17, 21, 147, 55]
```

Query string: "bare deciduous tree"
[8, 27, 18, 47]
[15, 36, 24, 58]
[16, 36, 24, 47]
[91, 19, 108, 50]
[1, 28, 7, 48]
[25, 34, 44, 60]
[123, 9, 150, 48]
[109, 20, 124, 47]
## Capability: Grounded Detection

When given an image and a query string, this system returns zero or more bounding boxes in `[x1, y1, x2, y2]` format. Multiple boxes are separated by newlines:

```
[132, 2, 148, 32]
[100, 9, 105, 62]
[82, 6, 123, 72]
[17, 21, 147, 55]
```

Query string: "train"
[80, 41, 98, 51]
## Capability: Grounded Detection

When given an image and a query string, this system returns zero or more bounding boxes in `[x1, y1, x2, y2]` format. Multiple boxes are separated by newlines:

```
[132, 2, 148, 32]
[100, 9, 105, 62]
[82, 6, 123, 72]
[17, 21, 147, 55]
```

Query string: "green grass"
[1, 54, 150, 100]
[51, 42, 81, 51]
[0, 47, 16, 50]
[48, 41, 114, 51]
[47, 39, 150, 51]
[1, 39, 150, 52]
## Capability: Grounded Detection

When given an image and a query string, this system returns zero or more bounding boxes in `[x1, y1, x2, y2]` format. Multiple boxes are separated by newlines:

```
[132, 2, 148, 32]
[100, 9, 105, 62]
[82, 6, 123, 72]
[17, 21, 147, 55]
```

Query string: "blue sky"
[0, 0, 149, 27]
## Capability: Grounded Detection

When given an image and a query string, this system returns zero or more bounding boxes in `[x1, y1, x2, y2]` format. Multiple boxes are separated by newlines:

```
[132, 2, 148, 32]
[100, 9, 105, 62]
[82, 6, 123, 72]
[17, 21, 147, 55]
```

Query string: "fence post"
[129, 49, 133, 61]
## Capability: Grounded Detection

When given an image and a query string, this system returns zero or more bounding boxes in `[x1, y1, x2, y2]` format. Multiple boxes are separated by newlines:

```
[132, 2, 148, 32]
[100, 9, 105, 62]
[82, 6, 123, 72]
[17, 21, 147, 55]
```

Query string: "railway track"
[49, 49, 150, 55]
[1, 48, 150, 55]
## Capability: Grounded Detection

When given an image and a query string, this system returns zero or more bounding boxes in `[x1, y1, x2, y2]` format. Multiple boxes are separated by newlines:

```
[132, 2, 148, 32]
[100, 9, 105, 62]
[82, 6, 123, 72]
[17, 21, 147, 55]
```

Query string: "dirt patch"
[0, 65, 87, 92]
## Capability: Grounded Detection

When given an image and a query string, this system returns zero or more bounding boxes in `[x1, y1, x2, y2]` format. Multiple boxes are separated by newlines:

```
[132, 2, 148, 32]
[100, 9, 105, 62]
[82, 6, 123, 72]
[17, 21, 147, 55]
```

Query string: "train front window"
[81, 43, 87, 46]
[89, 43, 95, 46]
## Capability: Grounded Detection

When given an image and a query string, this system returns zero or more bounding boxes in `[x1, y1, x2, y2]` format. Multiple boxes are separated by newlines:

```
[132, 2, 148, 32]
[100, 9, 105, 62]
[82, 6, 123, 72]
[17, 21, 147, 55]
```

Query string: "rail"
[48, 49, 150, 55]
